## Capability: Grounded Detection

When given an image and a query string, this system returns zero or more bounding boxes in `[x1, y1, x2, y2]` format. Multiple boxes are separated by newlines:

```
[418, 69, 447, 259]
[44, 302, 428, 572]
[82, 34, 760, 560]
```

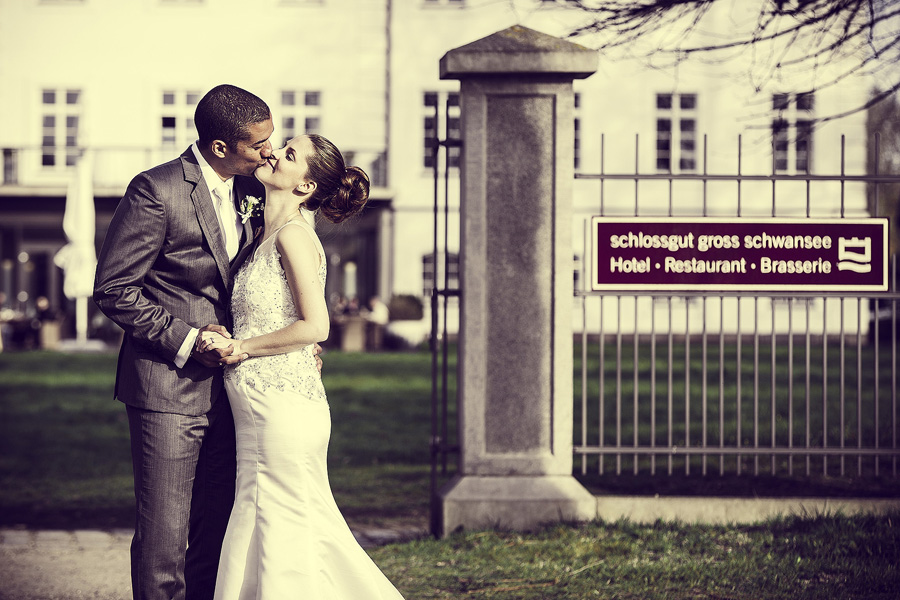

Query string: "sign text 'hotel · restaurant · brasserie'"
[590, 217, 889, 292]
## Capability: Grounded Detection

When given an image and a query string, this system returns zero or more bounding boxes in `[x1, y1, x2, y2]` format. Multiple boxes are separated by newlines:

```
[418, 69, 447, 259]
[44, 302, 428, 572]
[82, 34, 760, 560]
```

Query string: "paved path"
[0, 524, 426, 600]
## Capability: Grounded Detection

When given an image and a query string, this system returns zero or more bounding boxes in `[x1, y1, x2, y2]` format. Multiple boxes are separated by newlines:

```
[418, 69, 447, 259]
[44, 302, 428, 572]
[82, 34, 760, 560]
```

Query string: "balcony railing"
[1, 146, 388, 191]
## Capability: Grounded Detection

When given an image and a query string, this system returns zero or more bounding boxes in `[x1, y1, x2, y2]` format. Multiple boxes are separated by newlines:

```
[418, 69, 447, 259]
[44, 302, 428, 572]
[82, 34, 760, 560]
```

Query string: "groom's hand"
[314, 343, 323, 374]
[192, 324, 233, 367]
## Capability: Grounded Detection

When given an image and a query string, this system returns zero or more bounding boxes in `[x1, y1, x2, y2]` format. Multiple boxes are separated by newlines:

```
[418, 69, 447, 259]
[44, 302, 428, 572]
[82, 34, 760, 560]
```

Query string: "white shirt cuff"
[175, 327, 200, 369]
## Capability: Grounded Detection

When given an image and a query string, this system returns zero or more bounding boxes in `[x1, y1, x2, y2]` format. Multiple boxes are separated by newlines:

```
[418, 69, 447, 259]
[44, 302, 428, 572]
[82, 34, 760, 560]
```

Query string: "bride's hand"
[218, 339, 250, 365]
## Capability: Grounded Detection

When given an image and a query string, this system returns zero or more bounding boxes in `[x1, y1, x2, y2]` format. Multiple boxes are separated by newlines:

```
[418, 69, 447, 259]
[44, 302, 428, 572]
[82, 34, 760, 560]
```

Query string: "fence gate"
[428, 97, 460, 536]
[574, 134, 900, 484]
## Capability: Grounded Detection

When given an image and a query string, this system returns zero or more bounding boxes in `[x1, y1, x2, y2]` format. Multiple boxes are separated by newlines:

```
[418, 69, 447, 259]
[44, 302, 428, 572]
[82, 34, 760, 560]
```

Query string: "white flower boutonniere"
[237, 195, 264, 224]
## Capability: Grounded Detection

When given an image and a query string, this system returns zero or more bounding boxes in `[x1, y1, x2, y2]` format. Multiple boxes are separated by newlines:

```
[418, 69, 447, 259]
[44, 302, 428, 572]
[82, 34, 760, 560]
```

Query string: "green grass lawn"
[2, 348, 899, 598]
[371, 514, 900, 599]
[0, 352, 133, 527]
[0, 349, 434, 529]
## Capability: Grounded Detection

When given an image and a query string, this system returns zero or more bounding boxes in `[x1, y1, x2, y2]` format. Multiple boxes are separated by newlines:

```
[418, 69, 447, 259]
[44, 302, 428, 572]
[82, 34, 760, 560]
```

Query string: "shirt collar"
[191, 142, 234, 195]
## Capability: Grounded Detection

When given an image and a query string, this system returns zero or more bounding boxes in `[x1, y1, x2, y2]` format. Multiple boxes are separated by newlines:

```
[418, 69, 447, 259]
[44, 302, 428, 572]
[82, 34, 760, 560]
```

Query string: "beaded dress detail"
[224, 219, 327, 400]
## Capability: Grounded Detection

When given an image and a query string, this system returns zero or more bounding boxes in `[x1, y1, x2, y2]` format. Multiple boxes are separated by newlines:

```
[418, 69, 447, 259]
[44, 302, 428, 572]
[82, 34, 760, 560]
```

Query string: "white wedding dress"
[214, 218, 404, 600]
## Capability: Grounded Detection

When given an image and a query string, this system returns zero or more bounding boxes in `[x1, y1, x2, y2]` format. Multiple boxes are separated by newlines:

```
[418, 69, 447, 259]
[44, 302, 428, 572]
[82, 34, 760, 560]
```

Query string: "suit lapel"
[230, 178, 261, 277]
[181, 150, 232, 288]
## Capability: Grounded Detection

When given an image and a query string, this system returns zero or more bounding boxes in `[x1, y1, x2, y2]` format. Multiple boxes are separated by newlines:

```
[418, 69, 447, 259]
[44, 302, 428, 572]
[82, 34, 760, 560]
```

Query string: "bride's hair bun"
[303, 134, 370, 224]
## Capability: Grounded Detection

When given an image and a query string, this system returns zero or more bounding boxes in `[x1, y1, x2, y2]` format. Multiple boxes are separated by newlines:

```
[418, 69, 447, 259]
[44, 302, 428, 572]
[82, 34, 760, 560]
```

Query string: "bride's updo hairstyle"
[302, 134, 370, 224]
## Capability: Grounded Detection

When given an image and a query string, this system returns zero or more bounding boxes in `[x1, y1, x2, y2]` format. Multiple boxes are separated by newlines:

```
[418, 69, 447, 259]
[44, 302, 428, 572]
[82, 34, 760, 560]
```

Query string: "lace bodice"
[225, 218, 327, 400]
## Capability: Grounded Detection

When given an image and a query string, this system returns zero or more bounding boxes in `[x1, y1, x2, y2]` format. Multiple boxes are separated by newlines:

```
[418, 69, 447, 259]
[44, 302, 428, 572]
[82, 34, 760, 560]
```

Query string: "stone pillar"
[438, 26, 598, 535]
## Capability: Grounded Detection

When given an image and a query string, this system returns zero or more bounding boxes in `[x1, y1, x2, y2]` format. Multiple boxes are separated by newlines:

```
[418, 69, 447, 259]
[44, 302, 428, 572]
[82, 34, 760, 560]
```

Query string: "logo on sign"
[837, 237, 872, 273]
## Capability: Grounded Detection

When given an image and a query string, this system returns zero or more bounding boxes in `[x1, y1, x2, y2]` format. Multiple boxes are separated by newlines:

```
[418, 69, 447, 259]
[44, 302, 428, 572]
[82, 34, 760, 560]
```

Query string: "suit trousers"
[127, 395, 236, 600]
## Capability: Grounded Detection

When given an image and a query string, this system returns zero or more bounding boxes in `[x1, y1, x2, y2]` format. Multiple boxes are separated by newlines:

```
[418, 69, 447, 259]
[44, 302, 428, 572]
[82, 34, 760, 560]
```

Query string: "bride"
[199, 133, 404, 599]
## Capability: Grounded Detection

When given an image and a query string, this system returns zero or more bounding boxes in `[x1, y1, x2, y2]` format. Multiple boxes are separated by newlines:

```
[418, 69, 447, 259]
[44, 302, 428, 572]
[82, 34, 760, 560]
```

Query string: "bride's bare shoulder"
[275, 221, 321, 264]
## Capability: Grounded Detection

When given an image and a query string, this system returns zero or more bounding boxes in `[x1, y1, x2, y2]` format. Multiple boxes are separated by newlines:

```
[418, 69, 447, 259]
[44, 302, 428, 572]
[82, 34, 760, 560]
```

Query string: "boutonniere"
[237, 195, 264, 224]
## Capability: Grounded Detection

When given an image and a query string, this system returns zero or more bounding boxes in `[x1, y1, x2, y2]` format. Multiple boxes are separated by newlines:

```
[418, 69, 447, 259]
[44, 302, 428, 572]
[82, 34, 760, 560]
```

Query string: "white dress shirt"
[191, 142, 242, 260]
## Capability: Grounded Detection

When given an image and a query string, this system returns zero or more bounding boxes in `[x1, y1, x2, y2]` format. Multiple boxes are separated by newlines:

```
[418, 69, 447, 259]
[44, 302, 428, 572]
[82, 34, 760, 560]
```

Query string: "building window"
[280, 90, 322, 145]
[656, 92, 697, 173]
[772, 92, 815, 173]
[772, 118, 789, 171]
[160, 89, 201, 150]
[423, 91, 460, 170]
[423, 252, 459, 296]
[41, 88, 82, 168]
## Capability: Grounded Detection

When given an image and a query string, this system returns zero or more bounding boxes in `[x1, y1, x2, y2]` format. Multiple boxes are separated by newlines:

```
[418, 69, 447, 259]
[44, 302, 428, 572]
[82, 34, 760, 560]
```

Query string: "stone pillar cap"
[440, 25, 598, 80]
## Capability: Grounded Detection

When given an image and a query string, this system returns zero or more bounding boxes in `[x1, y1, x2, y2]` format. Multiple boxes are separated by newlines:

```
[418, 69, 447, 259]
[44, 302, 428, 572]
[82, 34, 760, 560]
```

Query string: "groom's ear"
[211, 140, 228, 159]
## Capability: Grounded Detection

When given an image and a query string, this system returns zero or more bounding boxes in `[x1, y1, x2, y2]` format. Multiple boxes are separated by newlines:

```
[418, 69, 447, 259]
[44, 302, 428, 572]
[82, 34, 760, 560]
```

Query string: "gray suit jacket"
[94, 148, 263, 416]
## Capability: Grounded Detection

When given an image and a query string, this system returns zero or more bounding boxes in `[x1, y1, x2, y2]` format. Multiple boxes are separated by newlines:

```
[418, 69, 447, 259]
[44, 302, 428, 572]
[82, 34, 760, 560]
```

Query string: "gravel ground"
[0, 529, 132, 600]
[0, 524, 426, 600]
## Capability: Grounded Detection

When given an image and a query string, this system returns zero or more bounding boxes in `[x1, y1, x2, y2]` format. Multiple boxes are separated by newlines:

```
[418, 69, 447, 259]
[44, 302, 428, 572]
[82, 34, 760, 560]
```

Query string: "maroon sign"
[590, 217, 889, 291]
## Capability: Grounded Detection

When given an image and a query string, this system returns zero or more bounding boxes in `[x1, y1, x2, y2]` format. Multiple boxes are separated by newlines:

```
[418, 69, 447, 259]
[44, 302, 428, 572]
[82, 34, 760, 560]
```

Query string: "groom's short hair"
[195, 84, 271, 148]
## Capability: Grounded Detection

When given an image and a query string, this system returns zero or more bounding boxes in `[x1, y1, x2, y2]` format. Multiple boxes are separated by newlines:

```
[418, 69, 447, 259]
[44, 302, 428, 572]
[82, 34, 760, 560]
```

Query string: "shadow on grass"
[577, 471, 900, 498]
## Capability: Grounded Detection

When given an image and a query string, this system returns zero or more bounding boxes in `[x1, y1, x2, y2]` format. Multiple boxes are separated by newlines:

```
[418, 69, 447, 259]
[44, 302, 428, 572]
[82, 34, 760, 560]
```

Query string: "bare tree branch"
[560, 0, 900, 123]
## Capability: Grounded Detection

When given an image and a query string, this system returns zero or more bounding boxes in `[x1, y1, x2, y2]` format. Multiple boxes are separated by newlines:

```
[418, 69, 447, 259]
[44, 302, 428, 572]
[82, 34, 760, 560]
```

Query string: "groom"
[95, 84, 291, 600]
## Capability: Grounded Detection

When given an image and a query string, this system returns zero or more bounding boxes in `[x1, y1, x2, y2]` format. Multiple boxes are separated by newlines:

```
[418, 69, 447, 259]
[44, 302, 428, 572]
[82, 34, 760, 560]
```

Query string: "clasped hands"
[192, 324, 323, 373]
[191, 324, 245, 367]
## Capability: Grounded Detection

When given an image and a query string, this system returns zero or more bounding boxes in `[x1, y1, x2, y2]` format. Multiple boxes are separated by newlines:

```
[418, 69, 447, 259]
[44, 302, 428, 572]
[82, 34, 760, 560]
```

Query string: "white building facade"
[0, 0, 886, 345]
